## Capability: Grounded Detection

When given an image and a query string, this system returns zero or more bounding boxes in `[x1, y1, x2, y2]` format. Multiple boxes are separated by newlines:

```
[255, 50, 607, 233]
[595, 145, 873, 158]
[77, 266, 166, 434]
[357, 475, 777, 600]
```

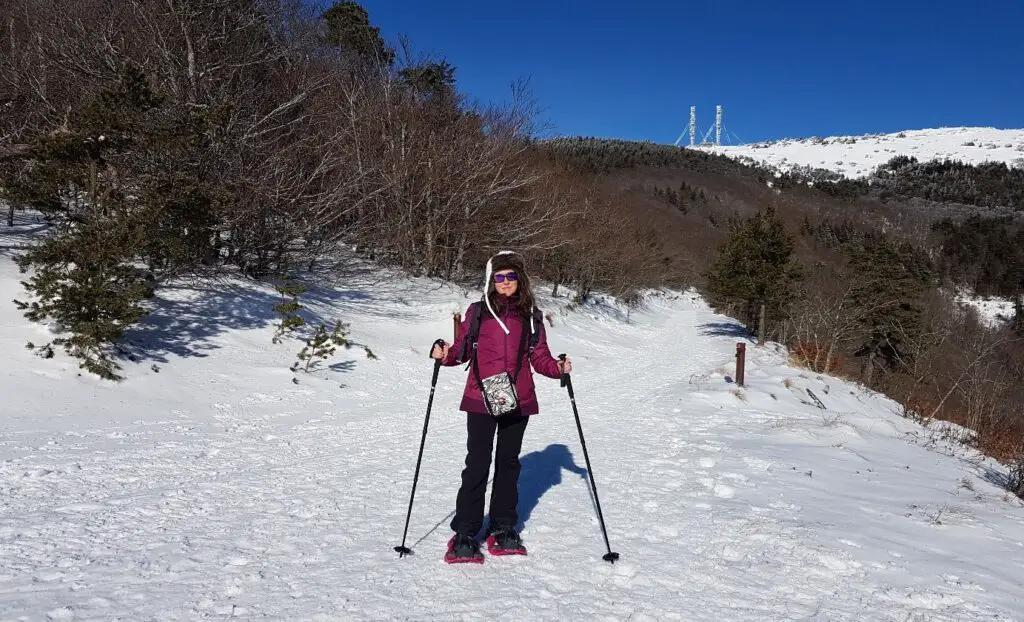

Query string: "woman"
[431, 250, 572, 564]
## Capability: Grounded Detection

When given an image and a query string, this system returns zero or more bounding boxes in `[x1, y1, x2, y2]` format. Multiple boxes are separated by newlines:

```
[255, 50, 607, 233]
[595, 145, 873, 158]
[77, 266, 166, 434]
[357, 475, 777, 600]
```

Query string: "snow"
[956, 293, 1017, 329]
[699, 127, 1024, 179]
[3, 211, 1024, 621]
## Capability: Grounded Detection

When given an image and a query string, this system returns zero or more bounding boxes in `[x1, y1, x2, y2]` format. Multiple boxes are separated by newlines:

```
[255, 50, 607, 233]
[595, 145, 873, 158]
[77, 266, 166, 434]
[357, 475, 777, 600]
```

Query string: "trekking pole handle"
[558, 353, 569, 389]
[429, 338, 448, 360]
[429, 339, 447, 384]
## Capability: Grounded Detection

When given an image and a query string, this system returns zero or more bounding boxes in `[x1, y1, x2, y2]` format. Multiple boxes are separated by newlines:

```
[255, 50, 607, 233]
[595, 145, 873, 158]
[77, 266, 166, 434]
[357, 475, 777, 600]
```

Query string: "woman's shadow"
[514, 443, 589, 532]
[413, 443, 590, 548]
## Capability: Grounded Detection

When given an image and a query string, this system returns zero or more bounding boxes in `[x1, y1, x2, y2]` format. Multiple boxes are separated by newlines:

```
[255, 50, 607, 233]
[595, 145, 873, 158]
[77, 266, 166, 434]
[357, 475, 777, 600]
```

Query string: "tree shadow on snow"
[981, 465, 1010, 491]
[0, 209, 50, 257]
[514, 443, 590, 532]
[122, 276, 393, 365]
[327, 360, 358, 373]
[699, 321, 754, 340]
[122, 282, 283, 363]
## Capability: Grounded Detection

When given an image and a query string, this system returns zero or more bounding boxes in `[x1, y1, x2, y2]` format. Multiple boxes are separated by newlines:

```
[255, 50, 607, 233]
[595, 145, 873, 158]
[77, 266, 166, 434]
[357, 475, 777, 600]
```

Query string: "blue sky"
[351, 0, 1024, 143]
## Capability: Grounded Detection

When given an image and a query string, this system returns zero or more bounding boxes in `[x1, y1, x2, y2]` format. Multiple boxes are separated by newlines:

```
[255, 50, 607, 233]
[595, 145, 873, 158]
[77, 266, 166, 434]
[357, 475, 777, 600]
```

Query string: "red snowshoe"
[486, 529, 527, 556]
[444, 533, 484, 564]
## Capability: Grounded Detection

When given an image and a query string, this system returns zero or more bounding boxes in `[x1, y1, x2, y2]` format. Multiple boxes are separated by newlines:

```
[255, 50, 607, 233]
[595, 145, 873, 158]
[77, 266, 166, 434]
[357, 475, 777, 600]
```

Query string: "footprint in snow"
[46, 607, 74, 621]
[712, 483, 735, 499]
[695, 477, 736, 499]
[245, 392, 281, 403]
[223, 584, 244, 597]
[743, 457, 773, 471]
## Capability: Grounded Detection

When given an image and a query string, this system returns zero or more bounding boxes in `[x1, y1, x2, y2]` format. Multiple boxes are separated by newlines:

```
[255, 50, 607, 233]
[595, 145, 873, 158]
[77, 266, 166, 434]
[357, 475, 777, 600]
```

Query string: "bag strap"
[470, 342, 495, 414]
[465, 301, 494, 412]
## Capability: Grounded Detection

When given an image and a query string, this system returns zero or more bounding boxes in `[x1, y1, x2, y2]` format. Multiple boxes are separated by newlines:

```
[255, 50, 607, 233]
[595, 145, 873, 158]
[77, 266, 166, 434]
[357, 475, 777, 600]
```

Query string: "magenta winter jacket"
[442, 296, 562, 415]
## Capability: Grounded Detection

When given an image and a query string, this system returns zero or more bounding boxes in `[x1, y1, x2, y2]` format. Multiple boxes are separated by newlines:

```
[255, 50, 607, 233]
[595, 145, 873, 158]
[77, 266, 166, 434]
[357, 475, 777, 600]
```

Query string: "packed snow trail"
[2, 216, 1023, 620]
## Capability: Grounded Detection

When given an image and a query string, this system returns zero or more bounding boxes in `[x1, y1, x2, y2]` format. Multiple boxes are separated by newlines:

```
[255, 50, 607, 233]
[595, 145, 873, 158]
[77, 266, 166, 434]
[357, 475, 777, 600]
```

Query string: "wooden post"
[453, 312, 461, 341]
[736, 342, 746, 387]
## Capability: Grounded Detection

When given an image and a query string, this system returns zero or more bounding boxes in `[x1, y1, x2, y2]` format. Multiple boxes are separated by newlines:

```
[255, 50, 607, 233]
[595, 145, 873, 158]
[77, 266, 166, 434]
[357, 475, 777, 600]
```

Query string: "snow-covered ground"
[2, 212, 1024, 621]
[700, 127, 1024, 179]
[956, 293, 1018, 329]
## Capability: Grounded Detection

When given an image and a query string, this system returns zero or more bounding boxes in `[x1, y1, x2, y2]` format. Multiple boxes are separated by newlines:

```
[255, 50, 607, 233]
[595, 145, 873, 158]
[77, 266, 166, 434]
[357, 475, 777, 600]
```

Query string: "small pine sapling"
[273, 279, 307, 344]
[293, 320, 350, 373]
[24, 341, 55, 359]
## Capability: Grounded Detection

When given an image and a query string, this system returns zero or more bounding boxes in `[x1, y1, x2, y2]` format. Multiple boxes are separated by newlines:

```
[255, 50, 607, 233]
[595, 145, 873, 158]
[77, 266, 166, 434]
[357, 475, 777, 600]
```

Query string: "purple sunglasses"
[493, 272, 518, 283]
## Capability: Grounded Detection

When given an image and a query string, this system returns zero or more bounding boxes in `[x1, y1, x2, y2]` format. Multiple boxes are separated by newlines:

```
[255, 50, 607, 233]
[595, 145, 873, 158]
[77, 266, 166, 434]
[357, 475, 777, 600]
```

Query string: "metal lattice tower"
[676, 105, 743, 147]
[689, 106, 696, 147]
[715, 105, 722, 146]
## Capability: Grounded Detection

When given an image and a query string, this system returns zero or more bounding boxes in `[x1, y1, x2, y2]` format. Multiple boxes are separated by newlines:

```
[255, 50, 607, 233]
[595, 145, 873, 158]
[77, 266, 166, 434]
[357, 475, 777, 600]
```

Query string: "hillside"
[2, 215, 1024, 620]
[703, 127, 1024, 179]
[3, 4, 1022, 615]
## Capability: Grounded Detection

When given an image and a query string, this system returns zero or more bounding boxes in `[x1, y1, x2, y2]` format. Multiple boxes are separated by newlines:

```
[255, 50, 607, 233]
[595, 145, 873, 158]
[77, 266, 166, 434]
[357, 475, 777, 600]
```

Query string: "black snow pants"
[450, 413, 529, 537]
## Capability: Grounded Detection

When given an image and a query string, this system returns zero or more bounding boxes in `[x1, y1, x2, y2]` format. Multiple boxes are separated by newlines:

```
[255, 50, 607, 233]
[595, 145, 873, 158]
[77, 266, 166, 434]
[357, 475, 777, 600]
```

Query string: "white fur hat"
[483, 251, 515, 335]
[483, 250, 535, 337]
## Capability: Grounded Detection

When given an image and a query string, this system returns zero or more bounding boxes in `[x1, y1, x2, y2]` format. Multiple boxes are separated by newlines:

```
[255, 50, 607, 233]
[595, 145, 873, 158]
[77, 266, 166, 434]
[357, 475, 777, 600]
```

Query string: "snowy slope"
[701, 127, 1024, 179]
[956, 293, 1018, 329]
[2, 212, 1024, 621]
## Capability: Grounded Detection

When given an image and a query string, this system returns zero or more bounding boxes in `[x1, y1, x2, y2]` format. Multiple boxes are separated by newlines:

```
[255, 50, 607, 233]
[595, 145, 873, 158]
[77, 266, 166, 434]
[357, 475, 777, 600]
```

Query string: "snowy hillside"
[2, 212, 1024, 621]
[955, 292, 1019, 329]
[702, 127, 1024, 179]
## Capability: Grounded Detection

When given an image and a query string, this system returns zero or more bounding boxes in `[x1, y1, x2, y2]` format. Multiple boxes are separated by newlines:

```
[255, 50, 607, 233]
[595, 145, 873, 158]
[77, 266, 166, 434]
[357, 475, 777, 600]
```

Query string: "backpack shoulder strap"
[528, 307, 544, 351]
[465, 303, 543, 374]
[459, 301, 484, 363]
[512, 307, 545, 377]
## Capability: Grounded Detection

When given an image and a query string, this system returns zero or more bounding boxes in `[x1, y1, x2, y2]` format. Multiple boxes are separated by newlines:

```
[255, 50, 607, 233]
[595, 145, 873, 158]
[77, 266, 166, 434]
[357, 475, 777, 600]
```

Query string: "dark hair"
[486, 252, 536, 317]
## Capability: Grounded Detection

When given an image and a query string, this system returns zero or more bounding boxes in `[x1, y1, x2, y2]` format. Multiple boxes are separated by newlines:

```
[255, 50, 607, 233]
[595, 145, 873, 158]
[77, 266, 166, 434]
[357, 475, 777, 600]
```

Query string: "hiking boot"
[445, 533, 484, 564]
[486, 528, 527, 556]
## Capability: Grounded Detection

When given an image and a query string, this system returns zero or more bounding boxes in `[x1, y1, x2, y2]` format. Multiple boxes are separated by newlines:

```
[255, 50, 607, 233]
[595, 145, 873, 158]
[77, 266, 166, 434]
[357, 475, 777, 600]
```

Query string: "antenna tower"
[689, 106, 696, 147]
[675, 104, 743, 147]
[715, 105, 722, 146]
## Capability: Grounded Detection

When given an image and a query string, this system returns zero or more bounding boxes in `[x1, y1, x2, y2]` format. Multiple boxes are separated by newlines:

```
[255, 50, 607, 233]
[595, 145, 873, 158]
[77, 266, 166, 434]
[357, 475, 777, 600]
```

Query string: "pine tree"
[322, 1, 394, 66]
[14, 221, 152, 380]
[847, 235, 932, 386]
[399, 61, 457, 100]
[7, 65, 226, 378]
[704, 205, 804, 343]
[293, 321, 350, 373]
[800, 215, 813, 237]
[272, 279, 307, 344]
[7, 66, 166, 379]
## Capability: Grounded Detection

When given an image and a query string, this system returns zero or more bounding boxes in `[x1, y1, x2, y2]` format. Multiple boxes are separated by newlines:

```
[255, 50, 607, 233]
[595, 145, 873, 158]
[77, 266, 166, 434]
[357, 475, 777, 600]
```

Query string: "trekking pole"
[394, 338, 447, 558]
[558, 354, 620, 563]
